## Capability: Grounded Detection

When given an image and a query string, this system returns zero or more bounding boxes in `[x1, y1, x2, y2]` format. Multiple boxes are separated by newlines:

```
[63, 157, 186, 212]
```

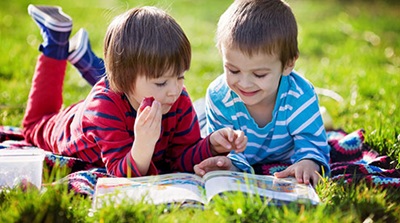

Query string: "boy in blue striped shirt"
[194, 0, 330, 187]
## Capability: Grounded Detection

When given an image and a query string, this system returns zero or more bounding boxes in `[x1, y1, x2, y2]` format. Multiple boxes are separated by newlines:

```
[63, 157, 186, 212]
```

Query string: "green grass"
[0, 0, 399, 222]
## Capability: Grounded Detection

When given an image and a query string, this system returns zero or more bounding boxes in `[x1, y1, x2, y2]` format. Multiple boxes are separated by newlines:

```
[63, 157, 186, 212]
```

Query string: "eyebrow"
[155, 72, 185, 80]
[225, 63, 272, 72]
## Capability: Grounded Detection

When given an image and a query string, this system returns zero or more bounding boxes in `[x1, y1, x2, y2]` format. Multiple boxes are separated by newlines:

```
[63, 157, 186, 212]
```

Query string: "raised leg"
[68, 28, 106, 86]
[23, 5, 71, 149]
[27, 4, 72, 60]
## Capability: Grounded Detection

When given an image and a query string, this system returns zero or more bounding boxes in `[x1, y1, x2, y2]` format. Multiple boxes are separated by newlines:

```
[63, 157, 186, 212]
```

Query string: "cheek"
[126, 92, 141, 110]
[150, 91, 162, 102]
[225, 74, 237, 87]
[172, 80, 184, 97]
[260, 77, 280, 91]
[178, 81, 184, 91]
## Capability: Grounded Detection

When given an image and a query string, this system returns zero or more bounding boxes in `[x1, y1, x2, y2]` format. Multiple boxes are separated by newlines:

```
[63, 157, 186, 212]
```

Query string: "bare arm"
[130, 100, 162, 175]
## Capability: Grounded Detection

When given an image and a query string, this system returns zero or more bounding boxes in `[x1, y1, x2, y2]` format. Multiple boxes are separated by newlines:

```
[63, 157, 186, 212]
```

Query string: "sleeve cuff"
[228, 153, 254, 173]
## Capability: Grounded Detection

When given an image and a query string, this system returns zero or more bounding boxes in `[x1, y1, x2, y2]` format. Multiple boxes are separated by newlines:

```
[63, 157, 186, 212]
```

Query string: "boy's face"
[221, 45, 295, 107]
[126, 69, 185, 114]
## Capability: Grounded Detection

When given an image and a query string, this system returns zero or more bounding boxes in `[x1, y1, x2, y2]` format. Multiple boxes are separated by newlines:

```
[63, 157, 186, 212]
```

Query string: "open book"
[93, 170, 321, 209]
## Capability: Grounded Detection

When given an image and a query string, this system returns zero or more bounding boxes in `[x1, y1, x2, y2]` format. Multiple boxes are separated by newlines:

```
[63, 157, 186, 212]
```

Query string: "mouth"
[161, 103, 175, 114]
[162, 101, 176, 107]
[238, 89, 259, 97]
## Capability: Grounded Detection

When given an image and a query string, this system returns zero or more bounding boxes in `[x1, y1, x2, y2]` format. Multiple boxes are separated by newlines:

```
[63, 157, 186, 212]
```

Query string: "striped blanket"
[1, 125, 399, 197]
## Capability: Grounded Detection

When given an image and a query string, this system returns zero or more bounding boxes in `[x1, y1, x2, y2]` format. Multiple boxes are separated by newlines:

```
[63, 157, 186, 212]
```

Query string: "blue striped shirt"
[205, 71, 330, 174]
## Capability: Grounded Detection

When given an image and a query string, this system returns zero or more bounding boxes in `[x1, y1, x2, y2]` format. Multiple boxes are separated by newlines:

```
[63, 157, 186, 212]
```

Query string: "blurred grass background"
[2, 0, 398, 159]
[0, 0, 399, 222]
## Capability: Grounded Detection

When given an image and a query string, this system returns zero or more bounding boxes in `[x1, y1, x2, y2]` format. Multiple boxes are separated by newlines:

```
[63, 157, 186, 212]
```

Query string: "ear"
[282, 56, 298, 76]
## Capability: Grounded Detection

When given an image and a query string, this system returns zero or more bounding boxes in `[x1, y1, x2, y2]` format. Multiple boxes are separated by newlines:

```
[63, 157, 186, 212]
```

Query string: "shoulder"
[288, 71, 315, 91]
[282, 71, 317, 99]
[82, 79, 131, 119]
[206, 74, 232, 104]
[89, 78, 125, 105]
[207, 75, 229, 96]
[78, 90, 131, 129]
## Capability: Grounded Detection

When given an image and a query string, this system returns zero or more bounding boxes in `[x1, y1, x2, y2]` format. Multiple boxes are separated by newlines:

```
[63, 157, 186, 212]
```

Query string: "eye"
[155, 81, 167, 87]
[178, 75, 185, 80]
[254, 73, 267, 78]
[227, 68, 240, 74]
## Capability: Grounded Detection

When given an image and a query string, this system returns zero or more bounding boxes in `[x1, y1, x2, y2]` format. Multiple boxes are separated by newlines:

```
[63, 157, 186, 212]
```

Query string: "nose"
[238, 74, 253, 88]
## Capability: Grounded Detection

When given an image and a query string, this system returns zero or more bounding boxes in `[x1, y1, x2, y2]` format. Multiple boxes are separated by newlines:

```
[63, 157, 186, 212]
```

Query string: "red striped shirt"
[48, 77, 212, 177]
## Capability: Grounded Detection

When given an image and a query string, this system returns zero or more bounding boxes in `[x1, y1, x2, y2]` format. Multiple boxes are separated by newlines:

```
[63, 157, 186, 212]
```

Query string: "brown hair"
[216, 0, 299, 67]
[104, 6, 191, 93]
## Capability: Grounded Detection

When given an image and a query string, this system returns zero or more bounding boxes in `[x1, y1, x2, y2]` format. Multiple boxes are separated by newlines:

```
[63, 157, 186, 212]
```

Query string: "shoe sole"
[28, 4, 72, 32]
[68, 28, 89, 64]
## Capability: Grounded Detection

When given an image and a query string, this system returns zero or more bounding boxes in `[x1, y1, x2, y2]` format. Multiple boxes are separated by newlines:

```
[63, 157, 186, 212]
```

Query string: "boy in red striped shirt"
[23, 5, 247, 177]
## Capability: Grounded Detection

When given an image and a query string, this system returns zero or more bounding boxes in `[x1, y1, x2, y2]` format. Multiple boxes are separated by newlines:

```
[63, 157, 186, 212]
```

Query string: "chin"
[239, 97, 258, 107]
[162, 106, 172, 114]
[237, 95, 250, 103]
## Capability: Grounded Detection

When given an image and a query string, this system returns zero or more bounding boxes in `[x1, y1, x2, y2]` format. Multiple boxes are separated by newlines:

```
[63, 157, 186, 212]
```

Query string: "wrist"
[305, 159, 321, 170]
[207, 134, 218, 156]
[209, 145, 218, 156]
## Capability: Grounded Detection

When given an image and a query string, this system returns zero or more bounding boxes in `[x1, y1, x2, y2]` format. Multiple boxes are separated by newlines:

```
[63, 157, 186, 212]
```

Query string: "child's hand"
[194, 156, 233, 177]
[134, 98, 162, 147]
[274, 159, 321, 187]
[131, 98, 162, 175]
[209, 127, 247, 155]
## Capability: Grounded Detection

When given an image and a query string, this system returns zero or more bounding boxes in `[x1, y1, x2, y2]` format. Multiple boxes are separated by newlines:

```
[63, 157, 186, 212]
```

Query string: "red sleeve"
[82, 84, 211, 177]
[125, 153, 158, 177]
[81, 83, 145, 177]
[164, 90, 213, 173]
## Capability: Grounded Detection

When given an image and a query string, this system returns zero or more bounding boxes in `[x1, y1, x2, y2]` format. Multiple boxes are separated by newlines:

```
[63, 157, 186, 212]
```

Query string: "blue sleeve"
[204, 80, 233, 135]
[228, 153, 254, 173]
[287, 89, 330, 174]
[205, 78, 253, 173]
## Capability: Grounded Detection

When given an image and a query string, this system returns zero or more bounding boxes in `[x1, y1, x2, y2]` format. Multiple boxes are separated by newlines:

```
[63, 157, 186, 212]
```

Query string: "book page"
[93, 173, 206, 209]
[203, 171, 320, 205]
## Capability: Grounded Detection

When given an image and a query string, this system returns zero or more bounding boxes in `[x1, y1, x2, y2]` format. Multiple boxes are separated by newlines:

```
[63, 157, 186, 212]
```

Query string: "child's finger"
[147, 100, 160, 116]
[232, 130, 244, 147]
[302, 171, 310, 185]
[295, 168, 304, 184]
[234, 135, 247, 152]
[198, 157, 217, 169]
[216, 157, 230, 168]
[146, 101, 161, 126]
[194, 164, 205, 176]
[311, 173, 320, 188]
[215, 132, 232, 150]
[274, 171, 284, 178]
[135, 106, 152, 127]
[151, 100, 161, 115]
[152, 101, 162, 125]
[216, 159, 224, 167]
[224, 128, 239, 151]
[234, 130, 245, 140]
[274, 167, 292, 178]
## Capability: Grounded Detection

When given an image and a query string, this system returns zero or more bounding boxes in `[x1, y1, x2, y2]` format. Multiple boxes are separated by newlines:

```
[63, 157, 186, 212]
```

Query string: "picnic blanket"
[1, 125, 399, 198]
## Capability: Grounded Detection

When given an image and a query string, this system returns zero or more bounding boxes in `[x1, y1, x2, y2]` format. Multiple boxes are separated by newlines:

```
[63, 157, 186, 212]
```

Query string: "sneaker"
[28, 4, 72, 60]
[68, 28, 106, 86]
